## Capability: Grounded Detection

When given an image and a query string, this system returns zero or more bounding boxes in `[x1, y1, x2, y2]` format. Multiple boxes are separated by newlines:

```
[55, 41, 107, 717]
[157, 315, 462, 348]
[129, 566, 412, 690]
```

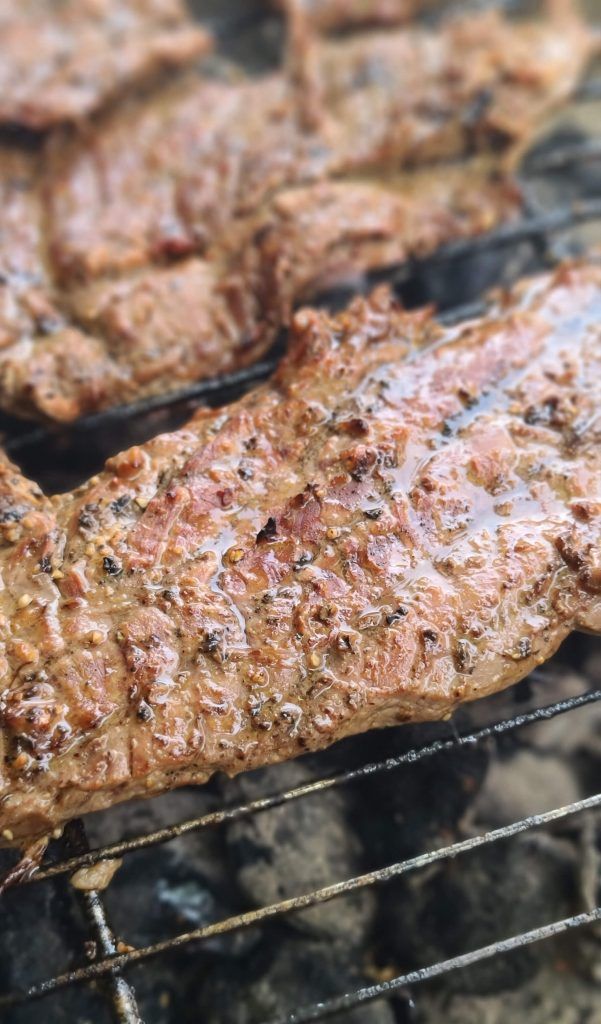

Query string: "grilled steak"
[0, 3, 591, 423]
[47, 6, 592, 283]
[0, 262, 599, 847]
[0, 0, 211, 130]
[278, 0, 428, 32]
[0, 138, 522, 420]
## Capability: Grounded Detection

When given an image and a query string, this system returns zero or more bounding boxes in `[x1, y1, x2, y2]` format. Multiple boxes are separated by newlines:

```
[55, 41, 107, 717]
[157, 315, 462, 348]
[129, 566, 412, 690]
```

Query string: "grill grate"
[1, 685, 600, 1021]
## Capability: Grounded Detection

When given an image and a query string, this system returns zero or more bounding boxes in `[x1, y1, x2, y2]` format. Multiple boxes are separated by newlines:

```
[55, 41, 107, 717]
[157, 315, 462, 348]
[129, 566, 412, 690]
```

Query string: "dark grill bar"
[269, 908, 601, 1024]
[1, 684, 600, 1019]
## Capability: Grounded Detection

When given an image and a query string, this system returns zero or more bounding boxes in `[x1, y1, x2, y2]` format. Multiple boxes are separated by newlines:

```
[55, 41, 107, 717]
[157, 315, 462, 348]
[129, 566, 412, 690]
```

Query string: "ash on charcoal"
[350, 733, 490, 864]
[225, 761, 376, 943]
[197, 934, 396, 1024]
[416, 960, 601, 1024]
[383, 831, 576, 996]
[471, 749, 580, 825]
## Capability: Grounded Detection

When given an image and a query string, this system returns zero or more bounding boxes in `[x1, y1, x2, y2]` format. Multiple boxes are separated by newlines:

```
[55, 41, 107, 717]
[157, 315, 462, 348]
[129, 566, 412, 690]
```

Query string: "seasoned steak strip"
[48, 6, 593, 283]
[0, 152, 522, 421]
[0, 0, 211, 130]
[0, 263, 599, 846]
[278, 0, 430, 32]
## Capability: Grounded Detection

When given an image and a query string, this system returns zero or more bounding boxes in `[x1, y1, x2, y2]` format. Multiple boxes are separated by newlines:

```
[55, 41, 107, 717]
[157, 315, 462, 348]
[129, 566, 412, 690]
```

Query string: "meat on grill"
[0, 0, 211, 130]
[0, 262, 599, 848]
[0, 157, 522, 421]
[0, 3, 592, 423]
[47, 6, 592, 283]
[278, 0, 428, 32]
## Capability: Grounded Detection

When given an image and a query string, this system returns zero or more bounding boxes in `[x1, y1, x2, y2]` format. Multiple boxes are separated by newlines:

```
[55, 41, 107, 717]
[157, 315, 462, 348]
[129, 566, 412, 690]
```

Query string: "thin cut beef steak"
[278, 0, 430, 32]
[0, 0, 211, 130]
[0, 263, 599, 847]
[0, 163, 521, 422]
[47, 5, 592, 283]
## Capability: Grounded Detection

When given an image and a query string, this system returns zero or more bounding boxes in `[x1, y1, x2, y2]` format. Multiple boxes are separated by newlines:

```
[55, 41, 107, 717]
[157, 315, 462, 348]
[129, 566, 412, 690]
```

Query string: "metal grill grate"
[1, 685, 600, 1022]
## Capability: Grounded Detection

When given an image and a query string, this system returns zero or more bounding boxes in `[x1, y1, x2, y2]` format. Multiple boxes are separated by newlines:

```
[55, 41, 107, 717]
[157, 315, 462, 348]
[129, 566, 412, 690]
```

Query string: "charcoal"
[471, 750, 580, 826]
[225, 761, 376, 943]
[0, 877, 109, 1024]
[197, 935, 396, 1024]
[350, 731, 490, 863]
[383, 831, 576, 995]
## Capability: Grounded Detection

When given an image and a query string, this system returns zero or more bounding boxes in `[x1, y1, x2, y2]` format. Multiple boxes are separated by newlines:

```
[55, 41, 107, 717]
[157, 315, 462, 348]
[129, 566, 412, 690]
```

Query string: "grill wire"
[0, 7, 600, 1022]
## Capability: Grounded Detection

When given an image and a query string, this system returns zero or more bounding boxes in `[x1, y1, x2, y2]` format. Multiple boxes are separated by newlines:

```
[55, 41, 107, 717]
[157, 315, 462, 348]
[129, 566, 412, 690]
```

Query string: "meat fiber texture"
[278, 0, 429, 32]
[0, 2, 594, 422]
[0, 262, 599, 851]
[0, 0, 211, 130]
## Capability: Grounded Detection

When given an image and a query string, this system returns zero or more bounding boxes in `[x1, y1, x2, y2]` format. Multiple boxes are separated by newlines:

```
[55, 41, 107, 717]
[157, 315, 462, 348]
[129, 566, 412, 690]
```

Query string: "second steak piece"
[0, 164, 521, 421]
[0, 262, 599, 846]
[0, 0, 211, 130]
[47, 4, 594, 281]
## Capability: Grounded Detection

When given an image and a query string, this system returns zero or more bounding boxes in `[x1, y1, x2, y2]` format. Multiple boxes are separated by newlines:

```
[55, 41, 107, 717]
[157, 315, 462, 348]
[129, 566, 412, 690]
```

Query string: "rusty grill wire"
[1, 685, 600, 1023]
[0, 6, 600, 1023]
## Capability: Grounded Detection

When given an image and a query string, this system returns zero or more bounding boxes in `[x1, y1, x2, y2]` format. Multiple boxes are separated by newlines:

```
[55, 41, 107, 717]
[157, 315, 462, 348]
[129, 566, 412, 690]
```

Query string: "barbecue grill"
[0, 1, 600, 1022]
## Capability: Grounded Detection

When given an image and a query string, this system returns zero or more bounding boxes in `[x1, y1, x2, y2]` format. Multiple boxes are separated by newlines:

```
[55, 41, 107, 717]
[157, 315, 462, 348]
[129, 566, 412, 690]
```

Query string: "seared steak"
[0, 142, 522, 420]
[48, 6, 592, 282]
[0, 263, 599, 847]
[0, 0, 211, 130]
[278, 0, 428, 32]
[0, 2, 592, 422]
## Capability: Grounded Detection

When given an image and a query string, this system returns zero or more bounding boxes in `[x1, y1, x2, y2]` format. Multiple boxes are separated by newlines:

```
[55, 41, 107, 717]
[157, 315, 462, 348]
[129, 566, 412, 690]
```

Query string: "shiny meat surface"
[0, 0, 211, 130]
[279, 0, 427, 31]
[0, 2, 592, 423]
[0, 150, 522, 421]
[0, 263, 599, 846]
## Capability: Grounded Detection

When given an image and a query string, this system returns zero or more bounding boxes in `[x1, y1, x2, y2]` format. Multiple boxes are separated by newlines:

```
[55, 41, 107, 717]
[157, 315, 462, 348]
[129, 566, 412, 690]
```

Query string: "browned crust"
[0, 262, 599, 846]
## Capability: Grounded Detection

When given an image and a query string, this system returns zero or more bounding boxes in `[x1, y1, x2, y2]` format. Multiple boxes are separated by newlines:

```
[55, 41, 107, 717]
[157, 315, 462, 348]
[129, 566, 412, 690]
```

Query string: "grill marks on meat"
[0, 0, 211, 130]
[0, 263, 599, 844]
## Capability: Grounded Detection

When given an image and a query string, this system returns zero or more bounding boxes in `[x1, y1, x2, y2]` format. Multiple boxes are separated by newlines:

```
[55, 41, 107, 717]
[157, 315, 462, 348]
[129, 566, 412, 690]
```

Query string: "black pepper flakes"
[109, 494, 132, 515]
[256, 517, 278, 543]
[365, 508, 383, 520]
[39, 554, 52, 573]
[386, 605, 410, 625]
[103, 556, 123, 577]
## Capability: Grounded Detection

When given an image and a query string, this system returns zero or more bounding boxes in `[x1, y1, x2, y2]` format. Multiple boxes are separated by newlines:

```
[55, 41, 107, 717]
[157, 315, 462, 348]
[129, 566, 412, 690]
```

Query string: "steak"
[0, 262, 599, 848]
[0, 163, 520, 422]
[47, 5, 592, 283]
[0, 3, 592, 423]
[278, 0, 428, 32]
[0, 0, 211, 130]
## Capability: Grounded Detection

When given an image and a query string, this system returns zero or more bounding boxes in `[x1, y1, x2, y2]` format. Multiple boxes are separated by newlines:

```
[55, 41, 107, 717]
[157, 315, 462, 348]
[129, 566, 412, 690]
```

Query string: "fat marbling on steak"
[0, 262, 600, 847]
[0, 0, 211, 130]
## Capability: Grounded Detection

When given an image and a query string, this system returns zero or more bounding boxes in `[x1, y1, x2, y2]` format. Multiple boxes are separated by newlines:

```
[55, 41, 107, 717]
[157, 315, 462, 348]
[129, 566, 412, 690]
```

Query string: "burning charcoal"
[0, 875, 109, 1023]
[198, 934, 396, 1023]
[472, 750, 581, 826]
[225, 762, 376, 943]
[350, 731, 490, 864]
[384, 832, 576, 995]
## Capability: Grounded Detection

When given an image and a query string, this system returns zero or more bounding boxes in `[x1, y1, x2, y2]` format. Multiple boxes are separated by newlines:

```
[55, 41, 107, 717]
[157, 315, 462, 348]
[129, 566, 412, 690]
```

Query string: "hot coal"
[384, 831, 577, 996]
[197, 935, 397, 1024]
[225, 761, 377, 943]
